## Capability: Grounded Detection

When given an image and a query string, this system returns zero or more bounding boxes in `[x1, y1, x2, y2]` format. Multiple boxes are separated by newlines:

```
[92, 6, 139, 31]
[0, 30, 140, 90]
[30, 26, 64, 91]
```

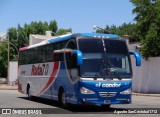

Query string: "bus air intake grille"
[99, 92, 116, 97]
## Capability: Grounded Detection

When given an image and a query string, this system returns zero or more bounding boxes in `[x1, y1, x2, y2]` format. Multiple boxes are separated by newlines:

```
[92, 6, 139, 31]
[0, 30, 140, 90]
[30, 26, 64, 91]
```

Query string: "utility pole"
[124, 35, 129, 45]
[7, 34, 10, 83]
[93, 25, 112, 34]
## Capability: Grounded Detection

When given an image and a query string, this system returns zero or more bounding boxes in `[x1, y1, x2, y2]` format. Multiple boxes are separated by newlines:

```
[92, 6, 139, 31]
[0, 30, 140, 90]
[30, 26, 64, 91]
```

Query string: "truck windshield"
[78, 37, 132, 78]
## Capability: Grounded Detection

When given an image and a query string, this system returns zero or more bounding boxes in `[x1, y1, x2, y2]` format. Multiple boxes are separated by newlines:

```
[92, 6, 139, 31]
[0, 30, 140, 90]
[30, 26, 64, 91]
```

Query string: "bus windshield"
[78, 37, 132, 79]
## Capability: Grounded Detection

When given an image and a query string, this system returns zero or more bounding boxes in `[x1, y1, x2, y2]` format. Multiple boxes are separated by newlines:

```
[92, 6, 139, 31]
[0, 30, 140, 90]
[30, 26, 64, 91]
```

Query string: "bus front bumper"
[77, 80, 132, 105]
[77, 94, 131, 105]
[78, 98, 131, 105]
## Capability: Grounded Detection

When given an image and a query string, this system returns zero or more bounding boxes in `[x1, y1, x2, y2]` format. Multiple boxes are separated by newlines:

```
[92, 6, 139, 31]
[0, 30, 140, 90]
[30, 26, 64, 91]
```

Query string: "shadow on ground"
[18, 96, 127, 114]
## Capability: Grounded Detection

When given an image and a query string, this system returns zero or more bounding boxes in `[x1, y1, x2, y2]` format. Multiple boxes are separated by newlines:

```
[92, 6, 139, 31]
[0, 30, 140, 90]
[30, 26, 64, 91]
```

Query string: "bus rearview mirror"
[72, 50, 83, 65]
[129, 51, 141, 66]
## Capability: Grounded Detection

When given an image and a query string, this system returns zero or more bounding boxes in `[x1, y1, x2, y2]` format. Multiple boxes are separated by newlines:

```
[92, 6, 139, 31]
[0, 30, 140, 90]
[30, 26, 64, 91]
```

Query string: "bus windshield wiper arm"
[107, 63, 122, 80]
[96, 59, 113, 80]
[109, 62, 124, 80]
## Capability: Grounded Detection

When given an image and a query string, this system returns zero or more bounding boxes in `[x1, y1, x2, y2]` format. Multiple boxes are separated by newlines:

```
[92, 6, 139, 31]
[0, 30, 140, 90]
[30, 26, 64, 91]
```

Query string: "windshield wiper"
[95, 38, 122, 80]
[95, 59, 113, 80]
[107, 62, 123, 80]
[115, 71, 122, 80]
[96, 58, 124, 80]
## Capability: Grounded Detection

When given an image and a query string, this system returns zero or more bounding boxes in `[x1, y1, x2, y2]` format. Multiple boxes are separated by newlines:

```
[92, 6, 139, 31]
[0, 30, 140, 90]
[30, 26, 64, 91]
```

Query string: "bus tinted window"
[53, 52, 71, 61]
[78, 38, 103, 53]
[19, 39, 75, 65]
[45, 44, 53, 62]
[104, 39, 128, 54]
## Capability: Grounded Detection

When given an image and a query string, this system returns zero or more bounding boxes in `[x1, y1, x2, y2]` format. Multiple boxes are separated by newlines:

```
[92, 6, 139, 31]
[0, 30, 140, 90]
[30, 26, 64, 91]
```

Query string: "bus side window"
[65, 40, 77, 69]
[66, 41, 76, 49]
[71, 53, 77, 68]
[19, 51, 23, 65]
[53, 52, 76, 69]
[66, 53, 77, 69]
[53, 53, 62, 61]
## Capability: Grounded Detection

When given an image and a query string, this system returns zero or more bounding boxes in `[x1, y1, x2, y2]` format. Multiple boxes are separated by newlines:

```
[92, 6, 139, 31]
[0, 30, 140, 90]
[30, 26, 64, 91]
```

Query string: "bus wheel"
[27, 86, 32, 100]
[101, 104, 111, 109]
[58, 89, 67, 108]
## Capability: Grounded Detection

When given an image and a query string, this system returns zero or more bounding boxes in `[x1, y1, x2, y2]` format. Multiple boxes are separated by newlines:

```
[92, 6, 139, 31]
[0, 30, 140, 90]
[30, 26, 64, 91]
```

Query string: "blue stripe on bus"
[48, 34, 73, 44]
[80, 33, 120, 38]
[47, 33, 120, 44]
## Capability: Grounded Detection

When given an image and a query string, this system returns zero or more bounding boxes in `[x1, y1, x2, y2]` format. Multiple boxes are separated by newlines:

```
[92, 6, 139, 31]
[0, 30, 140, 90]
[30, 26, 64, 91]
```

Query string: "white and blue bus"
[18, 33, 141, 108]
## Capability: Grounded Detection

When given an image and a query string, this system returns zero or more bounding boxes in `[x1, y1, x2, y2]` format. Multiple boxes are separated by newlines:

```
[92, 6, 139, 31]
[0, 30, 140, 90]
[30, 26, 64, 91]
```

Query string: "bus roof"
[19, 33, 120, 51]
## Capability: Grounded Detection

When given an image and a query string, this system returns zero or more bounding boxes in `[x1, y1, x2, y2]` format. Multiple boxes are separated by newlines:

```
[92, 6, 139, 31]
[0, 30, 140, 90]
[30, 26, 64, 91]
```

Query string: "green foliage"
[0, 20, 71, 77]
[49, 20, 58, 35]
[56, 28, 72, 35]
[130, 0, 160, 59]
[0, 44, 8, 77]
[96, 23, 140, 42]
[96, 0, 160, 59]
[7, 20, 71, 48]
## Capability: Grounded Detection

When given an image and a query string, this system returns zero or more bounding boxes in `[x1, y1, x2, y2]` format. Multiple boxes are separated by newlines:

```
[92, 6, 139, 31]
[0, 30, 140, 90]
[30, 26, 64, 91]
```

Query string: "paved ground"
[0, 88, 160, 117]
[0, 90, 160, 117]
[0, 84, 17, 90]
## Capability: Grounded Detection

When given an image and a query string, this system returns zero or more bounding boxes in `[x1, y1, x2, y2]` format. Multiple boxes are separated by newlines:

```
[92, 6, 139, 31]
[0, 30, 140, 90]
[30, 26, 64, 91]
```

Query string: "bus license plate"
[104, 100, 110, 104]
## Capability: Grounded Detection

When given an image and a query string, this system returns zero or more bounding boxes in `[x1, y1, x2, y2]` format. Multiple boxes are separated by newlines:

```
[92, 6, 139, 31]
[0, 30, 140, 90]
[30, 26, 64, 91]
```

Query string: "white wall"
[131, 57, 160, 93]
[9, 61, 18, 84]
[29, 31, 54, 45]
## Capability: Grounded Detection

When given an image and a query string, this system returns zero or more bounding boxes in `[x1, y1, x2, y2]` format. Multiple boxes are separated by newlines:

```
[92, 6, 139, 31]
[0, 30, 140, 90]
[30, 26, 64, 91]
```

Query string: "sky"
[0, 0, 136, 33]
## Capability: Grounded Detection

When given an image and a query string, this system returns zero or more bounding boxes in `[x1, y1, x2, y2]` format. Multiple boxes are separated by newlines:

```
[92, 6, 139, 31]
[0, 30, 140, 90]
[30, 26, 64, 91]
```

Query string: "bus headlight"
[80, 87, 95, 94]
[120, 88, 131, 94]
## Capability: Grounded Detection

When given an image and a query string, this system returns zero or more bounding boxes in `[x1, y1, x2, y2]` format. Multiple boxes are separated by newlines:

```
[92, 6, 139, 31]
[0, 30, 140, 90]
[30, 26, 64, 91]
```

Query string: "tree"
[49, 20, 58, 35]
[0, 44, 8, 77]
[7, 20, 71, 49]
[96, 23, 140, 42]
[56, 28, 72, 35]
[130, 0, 160, 59]
[0, 20, 71, 78]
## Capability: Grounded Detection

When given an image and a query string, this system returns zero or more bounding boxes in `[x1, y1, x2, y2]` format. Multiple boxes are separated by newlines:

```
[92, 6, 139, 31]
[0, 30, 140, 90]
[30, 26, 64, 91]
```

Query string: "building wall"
[128, 42, 160, 93]
[9, 61, 18, 84]
[29, 31, 54, 45]
[0, 33, 7, 41]
[131, 54, 160, 93]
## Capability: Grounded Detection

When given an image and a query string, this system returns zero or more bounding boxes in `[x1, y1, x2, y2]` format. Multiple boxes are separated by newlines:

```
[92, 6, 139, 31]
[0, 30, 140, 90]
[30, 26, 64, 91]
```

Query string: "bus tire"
[101, 104, 111, 109]
[27, 85, 32, 100]
[58, 88, 67, 108]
